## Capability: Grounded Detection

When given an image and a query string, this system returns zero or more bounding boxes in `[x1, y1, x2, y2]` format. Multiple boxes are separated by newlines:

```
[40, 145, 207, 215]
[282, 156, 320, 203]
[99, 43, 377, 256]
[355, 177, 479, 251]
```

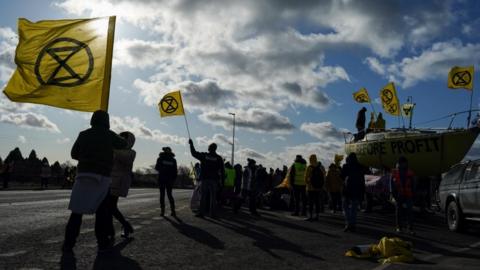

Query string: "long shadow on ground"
[165, 216, 225, 250]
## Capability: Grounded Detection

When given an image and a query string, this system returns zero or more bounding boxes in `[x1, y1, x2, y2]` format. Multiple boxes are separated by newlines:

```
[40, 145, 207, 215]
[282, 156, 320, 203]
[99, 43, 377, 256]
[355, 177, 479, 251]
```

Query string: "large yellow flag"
[380, 82, 400, 116]
[158, 90, 185, 117]
[3, 17, 116, 112]
[448, 66, 474, 90]
[353, 87, 371, 103]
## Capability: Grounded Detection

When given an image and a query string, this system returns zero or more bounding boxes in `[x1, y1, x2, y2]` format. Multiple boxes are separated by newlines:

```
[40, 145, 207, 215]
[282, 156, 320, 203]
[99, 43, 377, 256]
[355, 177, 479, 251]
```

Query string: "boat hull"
[345, 129, 479, 177]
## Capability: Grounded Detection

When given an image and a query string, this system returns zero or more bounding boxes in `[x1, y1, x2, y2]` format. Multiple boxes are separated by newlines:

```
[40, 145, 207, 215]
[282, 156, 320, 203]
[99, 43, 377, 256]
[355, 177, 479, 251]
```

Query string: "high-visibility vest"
[392, 169, 414, 198]
[294, 162, 306, 186]
[224, 167, 236, 187]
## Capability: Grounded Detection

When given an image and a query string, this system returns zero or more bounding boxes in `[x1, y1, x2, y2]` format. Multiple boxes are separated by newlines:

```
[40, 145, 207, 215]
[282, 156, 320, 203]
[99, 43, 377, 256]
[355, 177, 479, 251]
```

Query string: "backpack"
[310, 164, 324, 189]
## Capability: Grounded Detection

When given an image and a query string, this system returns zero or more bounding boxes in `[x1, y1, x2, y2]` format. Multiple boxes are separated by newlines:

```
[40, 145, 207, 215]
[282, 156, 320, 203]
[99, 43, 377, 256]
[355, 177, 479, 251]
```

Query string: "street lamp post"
[229, 112, 236, 165]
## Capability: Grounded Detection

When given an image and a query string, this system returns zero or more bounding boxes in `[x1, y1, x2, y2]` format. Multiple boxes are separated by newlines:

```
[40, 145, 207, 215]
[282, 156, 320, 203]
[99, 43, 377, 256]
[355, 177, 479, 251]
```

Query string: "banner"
[448, 66, 474, 90]
[380, 82, 400, 116]
[3, 17, 116, 112]
[158, 90, 185, 117]
[353, 87, 371, 103]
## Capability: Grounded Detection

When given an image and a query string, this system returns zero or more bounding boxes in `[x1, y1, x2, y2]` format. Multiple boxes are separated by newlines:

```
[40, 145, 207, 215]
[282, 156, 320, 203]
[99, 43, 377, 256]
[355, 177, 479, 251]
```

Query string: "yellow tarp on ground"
[345, 237, 414, 264]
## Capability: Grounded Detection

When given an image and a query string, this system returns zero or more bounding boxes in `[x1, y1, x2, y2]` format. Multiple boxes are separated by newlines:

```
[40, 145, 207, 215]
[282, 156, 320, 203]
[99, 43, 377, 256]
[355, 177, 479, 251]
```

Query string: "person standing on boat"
[367, 112, 376, 133]
[355, 107, 367, 140]
[391, 156, 415, 235]
[376, 113, 385, 131]
[341, 153, 368, 232]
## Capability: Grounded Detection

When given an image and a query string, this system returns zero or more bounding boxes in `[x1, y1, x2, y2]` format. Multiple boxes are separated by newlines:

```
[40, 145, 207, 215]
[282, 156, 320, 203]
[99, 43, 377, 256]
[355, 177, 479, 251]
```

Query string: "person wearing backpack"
[304, 154, 325, 221]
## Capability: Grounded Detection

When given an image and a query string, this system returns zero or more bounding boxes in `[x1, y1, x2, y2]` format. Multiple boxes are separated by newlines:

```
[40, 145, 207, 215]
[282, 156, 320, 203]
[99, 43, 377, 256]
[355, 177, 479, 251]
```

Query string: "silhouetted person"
[109, 131, 136, 238]
[62, 110, 126, 255]
[236, 158, 258, 215]
[305, 154, 325, 221]
[355, 107, 367, 140]
[391, 156, 415, 235]
[325, 163, 343, 213]
[341, 153, 367, 232]
[155, 147, 178, 217]
[376, 112, 386, 131]
[290, 155, 307, 216]
[189, 139, 224, 218]
[40, 158, 51, 189]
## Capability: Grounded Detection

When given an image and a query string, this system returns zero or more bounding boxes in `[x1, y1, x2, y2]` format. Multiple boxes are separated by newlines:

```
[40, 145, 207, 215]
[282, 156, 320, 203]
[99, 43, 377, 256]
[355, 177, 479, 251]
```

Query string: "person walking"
[326, 163, 343, 213]
[189, 139, 224, 218]
[391, 156, 415, 235]
[290, 155, 307, 216]
[40, 158, 51, 189]
[304, 154, 325, 221]
[341, 153, 367, 232]
[62, 110, 126, 255]
[109, 131, 136, 238]
[155, 147, 178, 217]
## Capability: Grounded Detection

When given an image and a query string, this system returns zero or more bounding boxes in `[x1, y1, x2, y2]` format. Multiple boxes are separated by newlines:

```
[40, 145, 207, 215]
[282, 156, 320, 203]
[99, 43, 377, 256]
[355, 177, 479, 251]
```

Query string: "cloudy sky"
[1, 0, 480, 170]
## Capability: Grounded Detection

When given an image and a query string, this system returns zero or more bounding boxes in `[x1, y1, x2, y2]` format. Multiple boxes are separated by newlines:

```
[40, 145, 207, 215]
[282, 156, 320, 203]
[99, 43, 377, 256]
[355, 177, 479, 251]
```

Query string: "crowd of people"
[59, 109, 416, 257]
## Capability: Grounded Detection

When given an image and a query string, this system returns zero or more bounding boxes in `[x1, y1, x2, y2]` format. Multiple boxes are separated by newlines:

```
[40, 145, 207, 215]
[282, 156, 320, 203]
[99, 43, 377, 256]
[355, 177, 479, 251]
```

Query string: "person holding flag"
[188, 139, 225, 218]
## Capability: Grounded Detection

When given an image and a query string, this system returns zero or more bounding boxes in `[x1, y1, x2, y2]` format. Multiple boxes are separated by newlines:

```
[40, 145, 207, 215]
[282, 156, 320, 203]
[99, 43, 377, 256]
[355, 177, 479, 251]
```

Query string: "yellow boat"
[344, 127, 480, 177]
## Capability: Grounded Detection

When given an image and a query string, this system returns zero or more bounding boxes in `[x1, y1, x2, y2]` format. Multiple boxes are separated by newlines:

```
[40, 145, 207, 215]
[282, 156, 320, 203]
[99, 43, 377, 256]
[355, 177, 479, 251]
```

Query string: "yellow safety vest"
[294, 162, 306, 186]
[224, 167, 236, 187]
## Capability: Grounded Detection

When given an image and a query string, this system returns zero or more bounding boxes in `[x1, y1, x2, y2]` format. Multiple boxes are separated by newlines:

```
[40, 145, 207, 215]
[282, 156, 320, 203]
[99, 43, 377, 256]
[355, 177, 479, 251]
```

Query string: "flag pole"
[178, 91, 191, 139]
[467, 88, 474, 128]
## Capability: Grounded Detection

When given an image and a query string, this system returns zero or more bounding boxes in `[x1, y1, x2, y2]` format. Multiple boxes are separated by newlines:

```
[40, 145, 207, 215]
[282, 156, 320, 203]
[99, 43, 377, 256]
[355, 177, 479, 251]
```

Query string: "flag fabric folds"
[3, 17, 116, 112]
[448, 66, 474, 90]
[158, 90, 185, 117]
[353, 87, 371, 103]
[380, 82, 400, 116]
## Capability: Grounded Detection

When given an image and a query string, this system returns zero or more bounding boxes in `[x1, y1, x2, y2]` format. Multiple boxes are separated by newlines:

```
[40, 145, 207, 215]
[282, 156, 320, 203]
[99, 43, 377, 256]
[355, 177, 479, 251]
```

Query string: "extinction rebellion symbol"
[160, 95, 179, 113]
[451, 71, 472, 87]
[34, 37, 94, 87]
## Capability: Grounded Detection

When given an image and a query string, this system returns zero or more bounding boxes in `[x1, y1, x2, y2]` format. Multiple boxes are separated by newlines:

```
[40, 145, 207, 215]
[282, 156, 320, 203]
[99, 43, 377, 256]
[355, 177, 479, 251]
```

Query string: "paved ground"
[0, 189, 480, 269]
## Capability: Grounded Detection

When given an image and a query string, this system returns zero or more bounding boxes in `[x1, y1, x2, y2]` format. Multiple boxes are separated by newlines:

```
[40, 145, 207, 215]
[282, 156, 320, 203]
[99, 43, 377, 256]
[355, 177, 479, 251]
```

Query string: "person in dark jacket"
[355, 107, 367, 141]
[155, 147, 178, 217]
[62, 110, 126, 255]
[341, 153, 368, 232]
[391, 156, 415, 234]
[189, 139, 224, 218]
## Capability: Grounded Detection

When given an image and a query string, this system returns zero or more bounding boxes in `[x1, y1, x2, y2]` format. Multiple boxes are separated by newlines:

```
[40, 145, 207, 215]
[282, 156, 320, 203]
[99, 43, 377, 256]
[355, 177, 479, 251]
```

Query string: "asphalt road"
[1, 189, 480, 270]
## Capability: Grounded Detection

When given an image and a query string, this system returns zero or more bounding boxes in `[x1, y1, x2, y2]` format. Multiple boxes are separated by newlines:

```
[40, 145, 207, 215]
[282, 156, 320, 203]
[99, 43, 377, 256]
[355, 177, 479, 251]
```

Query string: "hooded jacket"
[111, 132, 136, 197]
[71, 110, 126, 177]
[305, 155, 325, 192]
[341, 153, 368, 200]
[155, 151, 178, 183]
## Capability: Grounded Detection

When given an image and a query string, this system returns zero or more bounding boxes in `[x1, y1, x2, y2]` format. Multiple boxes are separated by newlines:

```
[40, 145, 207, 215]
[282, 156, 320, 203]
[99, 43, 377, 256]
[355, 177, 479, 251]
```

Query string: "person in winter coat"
[109, 131, 136, 238]
[355, 107, 367, 140]
[341, 153, 368, 232]
[155, 147, 178, 217]
[304, 154, 325, 221]
[290, 155, 308, 216]
[236, 158, 259, 215]
[326, 163, 343, 213]
[63, 110, 126, 255]
[40, 158, 51, 189]
[189, 139, 224, 218]
[391, 156, 415, 234]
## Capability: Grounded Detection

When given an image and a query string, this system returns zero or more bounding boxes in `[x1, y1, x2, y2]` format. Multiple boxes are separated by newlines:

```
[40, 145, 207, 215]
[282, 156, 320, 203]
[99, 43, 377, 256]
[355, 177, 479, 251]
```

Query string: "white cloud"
[110, 115, 187, 145]
[0, 26, 17, 82]
[114, 39, 175, 69]
[199, 108, 294, 134]
[274, 136, 286, 141]
[56, 138, 71, 144]
[364, 57, 386, 76]
[17, 135, 26, 144]
[196, 133, 235, 147]
[0, 112, 60, 133]
[365, 41, 480, 88]
[300, 121, 349, 141]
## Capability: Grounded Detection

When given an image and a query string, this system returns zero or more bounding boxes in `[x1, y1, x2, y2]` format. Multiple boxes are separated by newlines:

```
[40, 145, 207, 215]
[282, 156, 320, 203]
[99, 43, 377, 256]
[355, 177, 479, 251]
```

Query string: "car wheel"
[446, 200, 464, 232]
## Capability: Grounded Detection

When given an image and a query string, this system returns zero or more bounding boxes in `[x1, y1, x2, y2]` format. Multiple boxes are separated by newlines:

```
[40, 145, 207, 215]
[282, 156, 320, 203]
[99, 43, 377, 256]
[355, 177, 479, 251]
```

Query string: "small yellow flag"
[3, 17, 116, 112]
[380, 82, 400, 116]
[448, 66, 474, 90]
[353, 87, 371, 103]
[158, 90, 185, 117]
[402, 103, 415, 117]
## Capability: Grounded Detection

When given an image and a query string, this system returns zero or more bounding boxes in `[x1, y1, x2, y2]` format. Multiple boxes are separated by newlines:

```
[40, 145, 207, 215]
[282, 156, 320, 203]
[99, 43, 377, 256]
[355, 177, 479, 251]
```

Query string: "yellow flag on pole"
[448, 66, 474, 90]
[158, 90, 185, 117]
[3, 17, 116, 112]
[353, 87, 371, 103]
[402, 103, 415, 117]
[380, 82, 400, 116]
